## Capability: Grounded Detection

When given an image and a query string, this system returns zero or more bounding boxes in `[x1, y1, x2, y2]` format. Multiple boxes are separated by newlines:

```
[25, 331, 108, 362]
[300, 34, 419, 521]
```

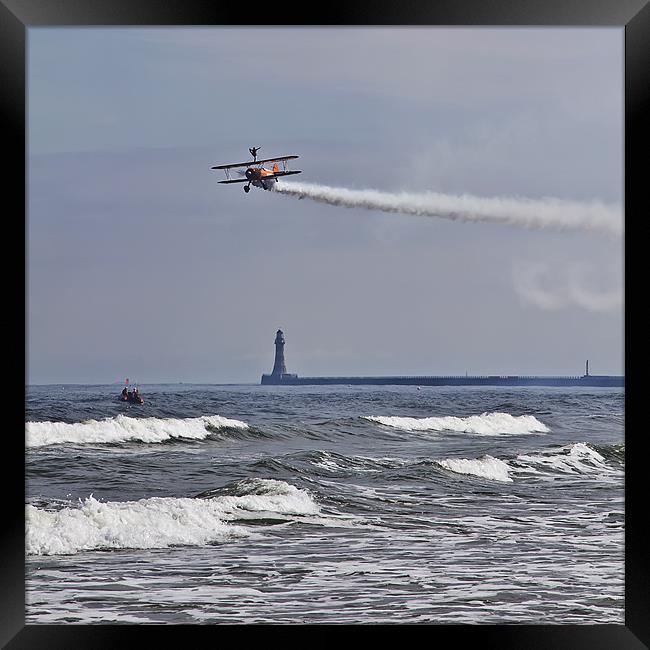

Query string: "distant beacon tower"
[271, 329, 288, 377]
[261, 329, 298, 384]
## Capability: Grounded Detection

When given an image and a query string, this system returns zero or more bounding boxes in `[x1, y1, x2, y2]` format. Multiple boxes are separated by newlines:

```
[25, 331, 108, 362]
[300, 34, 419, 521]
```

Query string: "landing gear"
[244, 184, 250, 193]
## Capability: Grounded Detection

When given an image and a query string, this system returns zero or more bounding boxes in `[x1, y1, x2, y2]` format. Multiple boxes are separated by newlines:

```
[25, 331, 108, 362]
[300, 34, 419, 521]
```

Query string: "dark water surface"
[25, 384, 624, 624]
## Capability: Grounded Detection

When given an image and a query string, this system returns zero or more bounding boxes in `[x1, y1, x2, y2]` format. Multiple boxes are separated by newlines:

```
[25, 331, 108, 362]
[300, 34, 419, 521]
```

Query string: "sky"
[27, 27, 624, 384]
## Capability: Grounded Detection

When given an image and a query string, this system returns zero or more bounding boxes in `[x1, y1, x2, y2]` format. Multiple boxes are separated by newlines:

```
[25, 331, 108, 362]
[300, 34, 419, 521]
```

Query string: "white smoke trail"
[274, 181, 622, 237]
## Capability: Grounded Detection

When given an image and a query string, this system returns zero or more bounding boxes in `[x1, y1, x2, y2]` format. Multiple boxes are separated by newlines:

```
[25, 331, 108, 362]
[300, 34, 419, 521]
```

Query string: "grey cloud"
[512, 261, 623, 312]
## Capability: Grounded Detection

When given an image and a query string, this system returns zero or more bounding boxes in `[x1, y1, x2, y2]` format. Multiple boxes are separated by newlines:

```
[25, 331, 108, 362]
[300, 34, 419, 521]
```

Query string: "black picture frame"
[5, 0, 647, 646]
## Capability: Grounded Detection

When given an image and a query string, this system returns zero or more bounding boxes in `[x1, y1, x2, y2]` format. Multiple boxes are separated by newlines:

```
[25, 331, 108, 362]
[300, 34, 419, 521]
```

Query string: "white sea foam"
[365, 412, 549, 435]
[26, 479, 319, 555]
[436, 455, 513, 482]
[210, 478, 321, 518]
[25, 414, 249, 448]
[515, 442, 618, 477]
[433, 443, 620, 484]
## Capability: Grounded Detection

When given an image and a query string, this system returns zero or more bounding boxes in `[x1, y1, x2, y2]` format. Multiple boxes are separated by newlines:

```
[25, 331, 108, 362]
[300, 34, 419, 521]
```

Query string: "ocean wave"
[591, 442, 625, 464]
[308, 450, 401, 475]
[194, 478, 321, 515]
[25, 414, 249, 448]
[436, 455, 513, 482]
[364, 412, 549, 435]
[26, 479, 318, 556]
[513, 442, 622, 477]
[434, 443, 621, 484]
[249, 450, 405, 481]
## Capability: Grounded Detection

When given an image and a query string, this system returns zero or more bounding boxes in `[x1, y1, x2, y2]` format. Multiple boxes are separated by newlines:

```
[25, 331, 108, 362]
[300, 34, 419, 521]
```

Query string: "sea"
[25, 383, 624, 625]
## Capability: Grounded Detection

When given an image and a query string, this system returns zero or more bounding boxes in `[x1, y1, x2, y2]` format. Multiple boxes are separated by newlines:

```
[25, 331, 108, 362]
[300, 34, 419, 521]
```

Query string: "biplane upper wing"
[211, 155, 298, 170]
[212, 161, 254, 170]
[253, 155, 299, 165]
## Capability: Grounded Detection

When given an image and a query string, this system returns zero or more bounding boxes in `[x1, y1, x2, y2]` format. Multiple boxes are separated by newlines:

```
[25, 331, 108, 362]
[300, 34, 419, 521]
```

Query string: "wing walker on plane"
[211, 146, 301, 193]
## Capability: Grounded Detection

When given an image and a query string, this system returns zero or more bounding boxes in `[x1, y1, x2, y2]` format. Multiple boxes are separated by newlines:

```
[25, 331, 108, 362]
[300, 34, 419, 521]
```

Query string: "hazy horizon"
[27, 27, 624, 384]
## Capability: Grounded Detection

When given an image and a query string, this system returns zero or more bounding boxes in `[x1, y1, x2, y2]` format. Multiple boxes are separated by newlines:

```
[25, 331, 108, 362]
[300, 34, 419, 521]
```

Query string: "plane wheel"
[244, 185, 250, 193]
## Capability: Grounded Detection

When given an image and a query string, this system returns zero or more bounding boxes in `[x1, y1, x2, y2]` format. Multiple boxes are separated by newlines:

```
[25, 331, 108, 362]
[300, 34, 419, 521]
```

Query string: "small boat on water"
[119, 392, 144, 404]
[119, 381, 144, 404]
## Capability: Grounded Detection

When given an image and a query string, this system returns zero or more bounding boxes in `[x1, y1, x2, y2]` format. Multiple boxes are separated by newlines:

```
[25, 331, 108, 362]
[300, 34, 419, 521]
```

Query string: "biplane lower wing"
[269, 170, 302, 178]
[218, 170, 301, 184]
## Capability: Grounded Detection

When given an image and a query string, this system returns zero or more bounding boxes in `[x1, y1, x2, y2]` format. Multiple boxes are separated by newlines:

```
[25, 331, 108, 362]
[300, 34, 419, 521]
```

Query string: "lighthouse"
[261, 329, 298, 384]
[271, 329, 287, 376]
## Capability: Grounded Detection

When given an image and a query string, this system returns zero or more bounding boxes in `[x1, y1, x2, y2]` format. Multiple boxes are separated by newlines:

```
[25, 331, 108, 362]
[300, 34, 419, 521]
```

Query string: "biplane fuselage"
[211, 150, 301, 193]
[245, 163, 282, 190]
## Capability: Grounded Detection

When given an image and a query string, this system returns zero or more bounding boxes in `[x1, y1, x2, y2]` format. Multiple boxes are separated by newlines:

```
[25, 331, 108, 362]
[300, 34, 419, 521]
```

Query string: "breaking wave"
[436, 455, 513, 482]
[26, 479, 319, 555]
[433, 443, 621, 484]
[26, 414, 249, 448]
[513, 442, 622, 478]
[364, 411, 549, 435]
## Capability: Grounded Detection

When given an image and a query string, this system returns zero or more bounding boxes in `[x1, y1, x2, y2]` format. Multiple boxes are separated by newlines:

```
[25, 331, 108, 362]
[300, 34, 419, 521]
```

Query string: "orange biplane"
[211, 146, 301, 193]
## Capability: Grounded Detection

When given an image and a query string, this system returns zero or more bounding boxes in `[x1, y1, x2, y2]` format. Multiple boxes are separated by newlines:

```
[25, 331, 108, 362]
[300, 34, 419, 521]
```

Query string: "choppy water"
[25, 383, 624, 624]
